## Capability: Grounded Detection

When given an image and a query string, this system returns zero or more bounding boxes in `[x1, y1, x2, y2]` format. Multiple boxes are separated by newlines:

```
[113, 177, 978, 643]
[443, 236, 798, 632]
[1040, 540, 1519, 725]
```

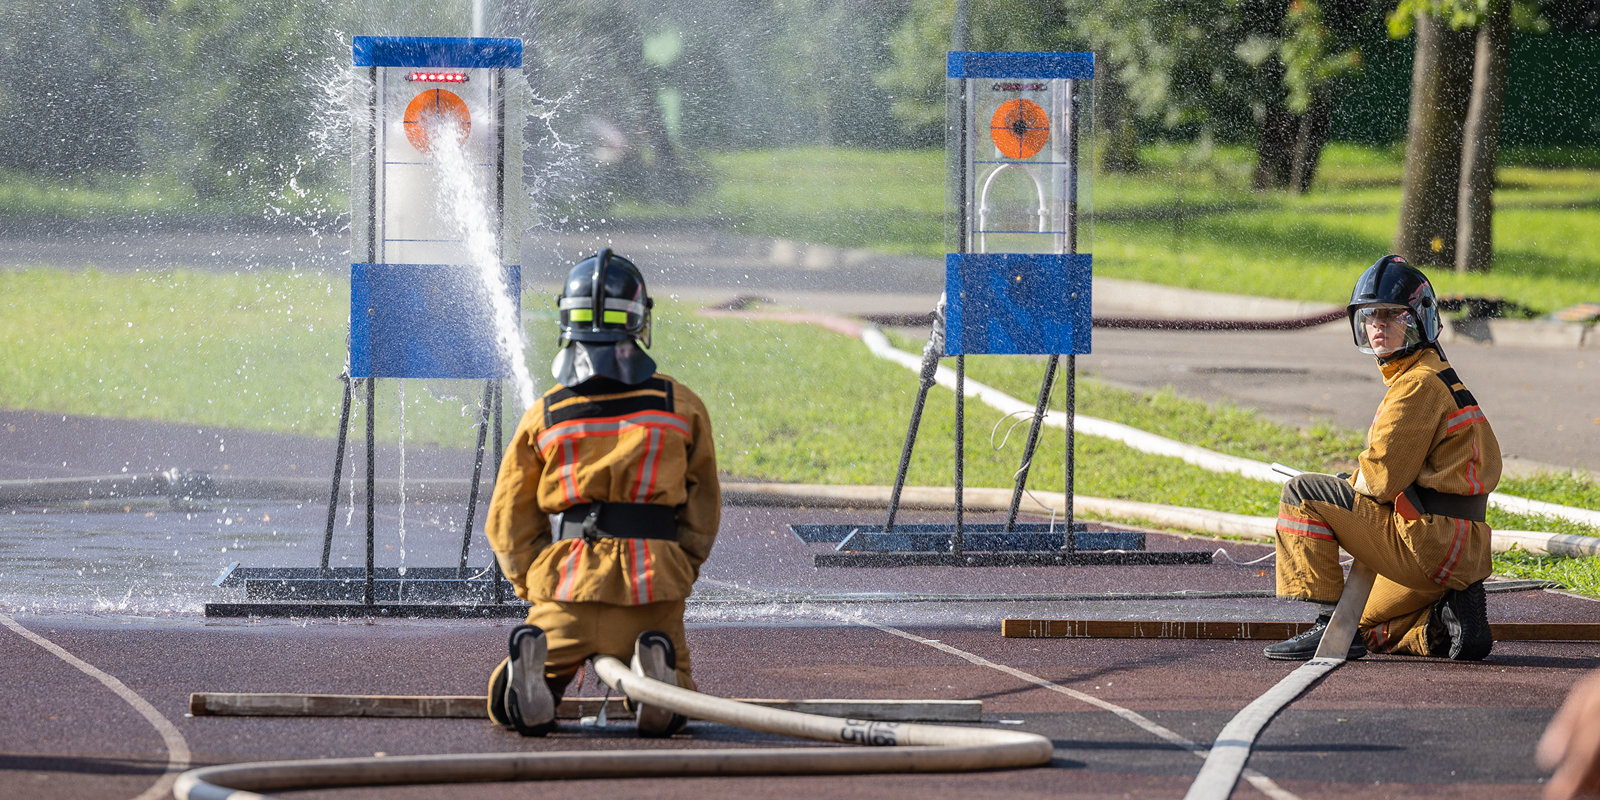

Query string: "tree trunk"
[1290, 94, 1334, 194]
[1455, 0, 1510, 274]
[1096, 62, 1142, 174]
[1253, 102, 1296, 191]
[1394, 9, 1475, 267]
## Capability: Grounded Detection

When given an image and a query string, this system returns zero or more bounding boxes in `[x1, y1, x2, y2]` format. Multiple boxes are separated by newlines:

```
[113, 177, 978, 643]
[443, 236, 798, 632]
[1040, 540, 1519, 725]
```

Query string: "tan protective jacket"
[485, 373, 720, 605]
[1354, 348, 1501, 585]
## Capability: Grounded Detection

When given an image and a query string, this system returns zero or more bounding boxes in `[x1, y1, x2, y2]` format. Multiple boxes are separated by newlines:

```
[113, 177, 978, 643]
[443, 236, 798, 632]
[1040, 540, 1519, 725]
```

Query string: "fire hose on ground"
[173, 655, 1055, 800]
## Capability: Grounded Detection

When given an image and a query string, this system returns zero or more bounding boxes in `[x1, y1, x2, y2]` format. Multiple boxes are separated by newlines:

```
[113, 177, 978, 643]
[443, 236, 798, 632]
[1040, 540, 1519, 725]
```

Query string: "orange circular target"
[403, 89, 471, 153]
[990, 99, 1049, 160]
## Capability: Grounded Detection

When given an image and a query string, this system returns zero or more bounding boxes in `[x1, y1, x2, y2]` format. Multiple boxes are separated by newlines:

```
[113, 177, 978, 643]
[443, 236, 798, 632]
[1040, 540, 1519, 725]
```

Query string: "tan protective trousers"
[1275, 474, 1490, 656]
[488, 598, 694, 704]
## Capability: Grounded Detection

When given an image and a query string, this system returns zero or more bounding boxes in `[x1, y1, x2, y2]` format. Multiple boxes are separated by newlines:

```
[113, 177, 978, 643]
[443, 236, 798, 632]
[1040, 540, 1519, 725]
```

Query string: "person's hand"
[1539, 669, 1600, 798]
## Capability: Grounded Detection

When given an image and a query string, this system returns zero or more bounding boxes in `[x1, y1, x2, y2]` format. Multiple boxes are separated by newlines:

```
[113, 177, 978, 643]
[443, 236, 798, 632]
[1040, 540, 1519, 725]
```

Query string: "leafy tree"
[878, 0, 1373, 187]
[1080, 0, 1370, 191]
[1264, 0, 1365, 192]
[121, 0, 338, 204]
[763, 0, 911, 148]
[0, 0, 144, 177]
[1389, 0, 1544, 271]
[877, 0, 1080, 147]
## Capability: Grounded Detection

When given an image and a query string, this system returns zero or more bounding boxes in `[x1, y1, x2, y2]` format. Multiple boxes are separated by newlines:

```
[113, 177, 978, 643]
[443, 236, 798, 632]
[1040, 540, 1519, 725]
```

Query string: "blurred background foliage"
[0, 0, 1595, 214]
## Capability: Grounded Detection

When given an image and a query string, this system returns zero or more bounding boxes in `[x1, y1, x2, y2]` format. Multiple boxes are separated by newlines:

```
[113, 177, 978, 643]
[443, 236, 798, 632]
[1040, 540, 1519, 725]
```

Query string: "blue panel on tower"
[945, 253, 1091, 355]
[350, 263, 520, 379]
[352, 36, 523, 68]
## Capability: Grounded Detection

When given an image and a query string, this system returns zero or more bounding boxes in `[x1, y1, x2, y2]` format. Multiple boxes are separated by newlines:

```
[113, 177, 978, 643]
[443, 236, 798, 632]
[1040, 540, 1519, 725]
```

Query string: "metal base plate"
[204, 601, 529, 619]
[815, 551, 1215, 568]
[209, 563, 521, 617]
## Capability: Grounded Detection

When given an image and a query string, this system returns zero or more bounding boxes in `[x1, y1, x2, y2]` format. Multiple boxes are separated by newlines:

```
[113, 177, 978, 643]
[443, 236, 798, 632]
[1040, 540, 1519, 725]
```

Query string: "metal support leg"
[885, 334, 942, 534]
[1004, 355, 1059, 532]
[364, 377, 376, 606]
[954, 355, 965, 555]
[1064, 355, 1076, 561]
[319, 374, 354, 576]
[457, 380, 494, 578]
[491, 381, 506, 604]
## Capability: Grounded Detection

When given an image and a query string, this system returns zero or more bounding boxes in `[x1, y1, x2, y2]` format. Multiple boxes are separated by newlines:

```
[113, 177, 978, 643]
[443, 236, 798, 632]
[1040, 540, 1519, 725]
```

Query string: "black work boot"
[1263, 614, 1368, 661]
[486, 657, 512, 729]
[505, 624, 557, 736]
[1427, 581, 1493, 661]
[629, 630, 688, 737]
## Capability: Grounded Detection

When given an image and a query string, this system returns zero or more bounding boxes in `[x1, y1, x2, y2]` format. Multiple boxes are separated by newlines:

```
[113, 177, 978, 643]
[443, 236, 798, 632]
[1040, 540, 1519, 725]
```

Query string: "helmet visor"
[1352, 304, 1424, 356]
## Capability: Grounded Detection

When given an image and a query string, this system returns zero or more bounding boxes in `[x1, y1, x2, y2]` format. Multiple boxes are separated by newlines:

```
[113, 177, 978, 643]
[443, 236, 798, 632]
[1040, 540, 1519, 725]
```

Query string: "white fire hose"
[174, 655, 1054, 800]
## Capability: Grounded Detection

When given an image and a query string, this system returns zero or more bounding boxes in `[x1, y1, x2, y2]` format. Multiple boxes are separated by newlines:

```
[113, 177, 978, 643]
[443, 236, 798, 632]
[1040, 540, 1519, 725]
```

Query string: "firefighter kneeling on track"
[484, 249, 720, 737]
[1266, 255, 1499, 662]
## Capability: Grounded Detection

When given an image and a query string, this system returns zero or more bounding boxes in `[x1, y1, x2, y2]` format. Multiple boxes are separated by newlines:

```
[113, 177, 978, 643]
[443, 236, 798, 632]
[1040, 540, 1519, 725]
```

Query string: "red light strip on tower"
[406, 72, 469, 83]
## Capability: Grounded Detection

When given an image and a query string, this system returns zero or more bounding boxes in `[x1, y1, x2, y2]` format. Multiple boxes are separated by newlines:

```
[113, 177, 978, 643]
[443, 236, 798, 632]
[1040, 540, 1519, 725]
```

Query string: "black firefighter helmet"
[1347, 254, 1442, 358]
[557, 248, 653, 347]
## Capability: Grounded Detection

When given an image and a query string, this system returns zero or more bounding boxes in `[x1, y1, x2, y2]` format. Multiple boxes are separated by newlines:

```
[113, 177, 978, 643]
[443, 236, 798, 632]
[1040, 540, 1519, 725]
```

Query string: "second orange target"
[990, 99, 1049, 160]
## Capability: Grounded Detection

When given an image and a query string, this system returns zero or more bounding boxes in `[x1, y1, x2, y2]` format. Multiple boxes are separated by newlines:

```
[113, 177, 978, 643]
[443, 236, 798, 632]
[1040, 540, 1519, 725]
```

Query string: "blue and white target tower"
[878, 52, 1098, 563]
[326, 37, 525, 606]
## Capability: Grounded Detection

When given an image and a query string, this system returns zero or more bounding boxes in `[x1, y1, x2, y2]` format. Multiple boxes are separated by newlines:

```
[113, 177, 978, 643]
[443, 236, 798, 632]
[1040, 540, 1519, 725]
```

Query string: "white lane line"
[859, 620, 1299, 800]
[0, 614, 192, 800]
[698, 580, 1296, 799]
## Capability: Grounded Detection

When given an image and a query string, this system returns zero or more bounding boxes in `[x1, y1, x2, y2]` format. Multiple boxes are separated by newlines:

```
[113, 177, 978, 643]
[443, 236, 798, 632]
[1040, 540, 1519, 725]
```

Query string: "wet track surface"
[2, 501, 1598, 799]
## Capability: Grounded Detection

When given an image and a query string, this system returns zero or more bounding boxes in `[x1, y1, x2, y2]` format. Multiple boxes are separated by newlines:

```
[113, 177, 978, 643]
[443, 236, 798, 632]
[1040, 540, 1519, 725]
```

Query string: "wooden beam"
[188, 693, 982, 722]
[1002, 619, 1600, 642]
[1002, 619, 1313, 640]
[1491, 623, 1600, 642]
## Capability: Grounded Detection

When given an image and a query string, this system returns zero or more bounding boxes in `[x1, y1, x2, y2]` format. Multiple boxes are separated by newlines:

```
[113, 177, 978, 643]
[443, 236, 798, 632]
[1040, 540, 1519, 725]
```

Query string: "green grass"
[611, 147, 944, 256]
[1493, 548, 1600, 599]
[2, 267, 1594, 532]
[1, 268, 352, 437]
[614, 142, 1600, 314]
[0, 168, 345, 221]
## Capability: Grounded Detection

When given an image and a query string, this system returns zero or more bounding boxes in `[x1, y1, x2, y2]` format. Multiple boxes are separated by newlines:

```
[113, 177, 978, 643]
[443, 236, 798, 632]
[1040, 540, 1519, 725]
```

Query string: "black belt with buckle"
[1404, 485, 1489, 523]
[556, 501, 678, 543]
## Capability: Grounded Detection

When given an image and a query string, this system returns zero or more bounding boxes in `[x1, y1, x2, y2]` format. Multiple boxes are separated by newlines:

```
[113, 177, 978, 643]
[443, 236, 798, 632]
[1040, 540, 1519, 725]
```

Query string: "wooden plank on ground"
[1490, 623, 1600, 641]
[188, 693, 981, 722]
[1001, 619, 1313, 640]
[1002, 619, 1600, 642]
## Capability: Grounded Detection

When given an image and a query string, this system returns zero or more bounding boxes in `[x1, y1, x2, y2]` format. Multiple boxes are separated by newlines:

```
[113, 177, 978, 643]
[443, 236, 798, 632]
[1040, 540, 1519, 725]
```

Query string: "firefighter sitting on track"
[484, 249, 720, 737]
[1265, 255, 1500, 662]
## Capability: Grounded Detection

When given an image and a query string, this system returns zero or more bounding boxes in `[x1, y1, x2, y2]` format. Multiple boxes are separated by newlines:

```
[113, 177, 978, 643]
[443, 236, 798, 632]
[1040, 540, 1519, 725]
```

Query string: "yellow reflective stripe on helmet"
[569, 309, 593, 322]
[603, 310, 628, 324]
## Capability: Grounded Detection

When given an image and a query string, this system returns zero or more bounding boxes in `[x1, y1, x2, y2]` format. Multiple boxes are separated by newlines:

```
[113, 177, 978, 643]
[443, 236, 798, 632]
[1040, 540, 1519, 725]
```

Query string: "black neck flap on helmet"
[1347, 254, 1443, 361]
[553, 249, 657, 386]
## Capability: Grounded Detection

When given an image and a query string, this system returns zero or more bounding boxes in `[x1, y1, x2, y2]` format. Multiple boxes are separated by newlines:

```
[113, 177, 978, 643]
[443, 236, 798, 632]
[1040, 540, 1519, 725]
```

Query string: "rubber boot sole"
[631, 631, 687, 738]
[1429, 581, 1494, 661]
[506, 624, 556, 736]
